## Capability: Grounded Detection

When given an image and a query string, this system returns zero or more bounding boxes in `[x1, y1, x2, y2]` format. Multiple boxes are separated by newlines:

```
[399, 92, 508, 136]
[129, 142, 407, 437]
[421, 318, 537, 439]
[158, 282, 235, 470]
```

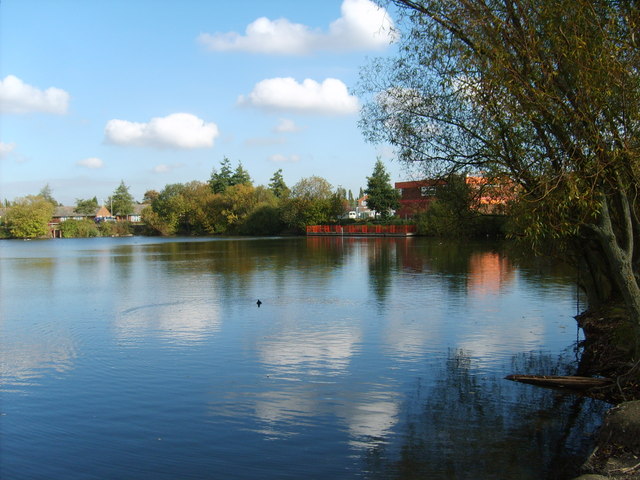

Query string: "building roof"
[52, 206, 112, 217]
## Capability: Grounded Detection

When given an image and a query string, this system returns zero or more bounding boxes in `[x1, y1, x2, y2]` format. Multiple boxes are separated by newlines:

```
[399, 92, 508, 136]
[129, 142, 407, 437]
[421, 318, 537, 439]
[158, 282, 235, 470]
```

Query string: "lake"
[0, 236, 606, 479]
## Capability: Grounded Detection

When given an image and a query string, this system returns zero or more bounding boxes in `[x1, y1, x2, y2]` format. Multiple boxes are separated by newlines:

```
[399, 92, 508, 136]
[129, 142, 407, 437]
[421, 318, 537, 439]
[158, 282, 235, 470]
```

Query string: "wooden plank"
[505, 375, 613, 391]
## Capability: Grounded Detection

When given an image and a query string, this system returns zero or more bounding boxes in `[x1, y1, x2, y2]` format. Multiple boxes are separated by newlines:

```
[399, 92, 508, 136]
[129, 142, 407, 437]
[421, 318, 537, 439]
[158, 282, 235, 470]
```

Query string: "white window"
[420, 186, 437, 196]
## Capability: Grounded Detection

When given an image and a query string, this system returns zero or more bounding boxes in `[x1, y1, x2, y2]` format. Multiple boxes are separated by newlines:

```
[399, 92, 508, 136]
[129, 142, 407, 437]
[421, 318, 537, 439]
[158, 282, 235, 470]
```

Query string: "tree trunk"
[590, 195, 640, 335]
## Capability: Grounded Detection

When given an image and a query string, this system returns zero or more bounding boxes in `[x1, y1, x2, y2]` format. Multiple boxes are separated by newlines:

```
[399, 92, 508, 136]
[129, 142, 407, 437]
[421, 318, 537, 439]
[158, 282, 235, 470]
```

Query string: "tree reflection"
[363, 349, 607, 480]
[367, 238, 400, 305]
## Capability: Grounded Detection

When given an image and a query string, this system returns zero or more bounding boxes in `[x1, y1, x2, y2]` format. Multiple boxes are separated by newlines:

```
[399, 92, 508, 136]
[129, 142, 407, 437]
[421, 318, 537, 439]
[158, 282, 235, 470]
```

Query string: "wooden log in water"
[505, 374, 614, 391]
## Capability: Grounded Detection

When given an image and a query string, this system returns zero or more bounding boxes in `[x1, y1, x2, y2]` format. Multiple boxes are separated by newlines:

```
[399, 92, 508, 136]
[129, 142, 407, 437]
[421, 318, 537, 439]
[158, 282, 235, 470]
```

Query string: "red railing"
[306, 224, 417, 235]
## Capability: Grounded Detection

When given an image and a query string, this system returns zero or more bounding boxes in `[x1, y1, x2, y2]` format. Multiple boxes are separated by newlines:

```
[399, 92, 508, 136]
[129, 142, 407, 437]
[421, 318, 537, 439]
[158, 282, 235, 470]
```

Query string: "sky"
[0, 0, 415, 206]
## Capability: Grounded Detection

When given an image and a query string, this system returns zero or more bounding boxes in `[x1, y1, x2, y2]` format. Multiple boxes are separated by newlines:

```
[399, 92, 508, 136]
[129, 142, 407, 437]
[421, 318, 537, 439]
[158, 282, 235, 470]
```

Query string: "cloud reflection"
[1, 336, 76, 390]
[115, 300, 221, 345]
[258, 326, 361, 377]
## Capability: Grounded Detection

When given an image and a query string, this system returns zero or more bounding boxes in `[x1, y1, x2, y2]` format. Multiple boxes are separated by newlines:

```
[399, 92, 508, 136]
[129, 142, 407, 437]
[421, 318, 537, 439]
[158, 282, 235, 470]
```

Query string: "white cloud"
[198, 0, 396, 55]
[273, 118, 302, 133]
[0, 142, 16, 159]
[76, 157, 104, 169]
[269, 153, 301, 163]
[239, 77, 359, 115]
[104, 113, 219, 149]
[152, 163, 184, 173]
[0, 75, 69, 114]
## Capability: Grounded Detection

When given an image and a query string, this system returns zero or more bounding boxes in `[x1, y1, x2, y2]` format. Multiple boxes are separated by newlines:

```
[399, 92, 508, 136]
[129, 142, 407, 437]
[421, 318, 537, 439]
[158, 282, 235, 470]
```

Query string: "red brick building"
[395, 176, 514, 218]
[394, 179, 446, 218]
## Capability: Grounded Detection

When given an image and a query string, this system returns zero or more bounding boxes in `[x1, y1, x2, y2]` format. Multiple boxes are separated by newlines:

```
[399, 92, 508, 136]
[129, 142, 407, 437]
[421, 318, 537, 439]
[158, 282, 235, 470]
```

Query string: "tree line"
[0, 157, 403, 238]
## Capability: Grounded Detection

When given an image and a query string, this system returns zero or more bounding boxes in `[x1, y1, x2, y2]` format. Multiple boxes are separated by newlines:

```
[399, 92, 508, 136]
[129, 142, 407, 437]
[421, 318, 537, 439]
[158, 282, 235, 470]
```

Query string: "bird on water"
[256, 299, 262, 307]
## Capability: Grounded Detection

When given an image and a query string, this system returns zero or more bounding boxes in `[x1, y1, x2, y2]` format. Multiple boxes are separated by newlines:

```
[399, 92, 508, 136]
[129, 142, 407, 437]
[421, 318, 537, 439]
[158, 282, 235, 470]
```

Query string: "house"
[395, 176, 514, 218]
[355, 196, 376, 219]
[394, 179, 446, 218]
[116, 204, 147, 223]
[50, 205, 112, 224]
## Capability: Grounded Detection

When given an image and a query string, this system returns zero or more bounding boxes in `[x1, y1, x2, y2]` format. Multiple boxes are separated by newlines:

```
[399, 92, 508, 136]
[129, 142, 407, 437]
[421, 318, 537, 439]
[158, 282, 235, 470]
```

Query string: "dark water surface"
[1, 236, 606, 479]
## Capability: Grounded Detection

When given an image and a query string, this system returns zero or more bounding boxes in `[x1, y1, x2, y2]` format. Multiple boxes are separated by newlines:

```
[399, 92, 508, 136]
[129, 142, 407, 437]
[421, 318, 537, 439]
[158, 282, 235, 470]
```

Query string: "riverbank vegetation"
[360, 0, 640, 371]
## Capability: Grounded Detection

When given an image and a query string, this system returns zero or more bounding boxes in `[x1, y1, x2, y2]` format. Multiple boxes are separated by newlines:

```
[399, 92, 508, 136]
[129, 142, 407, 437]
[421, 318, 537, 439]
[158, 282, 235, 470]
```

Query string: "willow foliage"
[360, 0, 640, 326]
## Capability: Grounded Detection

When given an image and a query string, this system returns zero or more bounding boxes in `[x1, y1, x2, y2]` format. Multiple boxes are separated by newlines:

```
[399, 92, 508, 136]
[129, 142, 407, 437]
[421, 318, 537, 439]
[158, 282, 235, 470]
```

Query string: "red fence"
[306, 224, 417, 235]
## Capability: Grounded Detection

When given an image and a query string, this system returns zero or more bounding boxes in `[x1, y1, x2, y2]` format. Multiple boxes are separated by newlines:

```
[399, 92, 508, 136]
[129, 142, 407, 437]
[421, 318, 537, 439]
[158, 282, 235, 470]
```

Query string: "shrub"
[60, 219, 99, 238]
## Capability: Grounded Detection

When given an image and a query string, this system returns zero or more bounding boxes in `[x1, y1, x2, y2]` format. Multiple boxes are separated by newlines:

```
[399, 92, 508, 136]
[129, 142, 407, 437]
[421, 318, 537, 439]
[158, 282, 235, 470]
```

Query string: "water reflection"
[1, 237, 598, 480]
[467, 251, 515, 296]
[1, 334, 77, 391]
[258, 326, 361, 377]
[115, 299, 221, 345]
[364, 349, 606, 480]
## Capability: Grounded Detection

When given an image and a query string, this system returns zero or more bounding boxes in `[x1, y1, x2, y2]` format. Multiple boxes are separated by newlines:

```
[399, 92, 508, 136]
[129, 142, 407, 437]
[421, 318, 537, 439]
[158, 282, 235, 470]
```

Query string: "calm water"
[1, 236, 606, 480]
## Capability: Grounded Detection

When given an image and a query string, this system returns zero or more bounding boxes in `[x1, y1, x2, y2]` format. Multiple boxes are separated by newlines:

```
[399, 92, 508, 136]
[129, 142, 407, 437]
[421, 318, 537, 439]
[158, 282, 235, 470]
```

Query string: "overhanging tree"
[360, 0, 640, 336]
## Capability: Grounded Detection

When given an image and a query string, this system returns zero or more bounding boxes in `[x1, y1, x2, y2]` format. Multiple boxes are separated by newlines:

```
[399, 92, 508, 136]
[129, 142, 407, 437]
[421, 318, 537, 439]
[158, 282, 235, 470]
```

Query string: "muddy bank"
[575, 401, 640, 479]
[571, 307, 640, 479]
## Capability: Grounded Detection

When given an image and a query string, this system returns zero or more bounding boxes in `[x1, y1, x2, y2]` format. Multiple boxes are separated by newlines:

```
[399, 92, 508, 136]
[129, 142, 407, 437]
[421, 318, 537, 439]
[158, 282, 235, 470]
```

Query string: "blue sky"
[0, 0, 412, 205]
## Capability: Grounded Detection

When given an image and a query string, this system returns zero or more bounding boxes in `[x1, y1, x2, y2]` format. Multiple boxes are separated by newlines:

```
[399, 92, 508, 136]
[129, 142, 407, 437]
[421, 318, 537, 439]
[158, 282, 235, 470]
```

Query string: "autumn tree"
[360, 0, 640, 337]
[364, 159, 399, 219]
[282, 176, 343, 232]
[3, 196, 54, 238]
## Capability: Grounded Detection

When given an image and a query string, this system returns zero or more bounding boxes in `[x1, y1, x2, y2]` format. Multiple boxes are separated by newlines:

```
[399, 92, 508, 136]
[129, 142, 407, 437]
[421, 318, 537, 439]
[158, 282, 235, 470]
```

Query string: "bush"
[97, 221, 132, 236]
[60, 219, 99, 238]
[238, 205, 286, 235]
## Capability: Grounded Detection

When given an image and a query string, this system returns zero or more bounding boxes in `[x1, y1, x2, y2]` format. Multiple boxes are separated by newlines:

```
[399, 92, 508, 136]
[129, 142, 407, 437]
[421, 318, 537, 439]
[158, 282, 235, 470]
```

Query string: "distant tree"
[109, 181, 134, 216]
[209, 157, 234, 194]
[142, 190, 160, 204]
[358, 187, 364, 200]
[75, 197, 99, 214]
[348, 190, 355, 208]
[38, 184, 59, 206]
[282, 176, 342, 232]
[268, 169, 290, 198]
[231, 161, 252, 187]
[144, 182, 217, 235]
[4, 196, 54, 238]
[291, 176, 333, 201]
[364, 159, 399, 219]
[211, 184, 277, 233]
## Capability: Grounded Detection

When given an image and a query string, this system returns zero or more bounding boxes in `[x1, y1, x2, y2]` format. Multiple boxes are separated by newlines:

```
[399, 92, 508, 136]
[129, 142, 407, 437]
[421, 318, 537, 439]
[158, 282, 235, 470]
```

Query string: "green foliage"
[364, 159, 399, 219]
[75, 197, 99, 214]
[60, 219, 99, 238]
[38, 184, 59, 206]
[211, 184, 277, 234]
[239, 205, 285, 235]
[142, 190, 160, 204]
[209, 157, 234, 194]
[109, 180, 134, 216]
[3, 196, 54, 238]
[145, 182, 216, 236]
[231, 161, 252, 187]
[279, 176, 343, 232]
[209, 157, 252, 194]
[291, 176, 333, 201]
[361, 0, 640, 322]
[268, 169, 290, 198]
